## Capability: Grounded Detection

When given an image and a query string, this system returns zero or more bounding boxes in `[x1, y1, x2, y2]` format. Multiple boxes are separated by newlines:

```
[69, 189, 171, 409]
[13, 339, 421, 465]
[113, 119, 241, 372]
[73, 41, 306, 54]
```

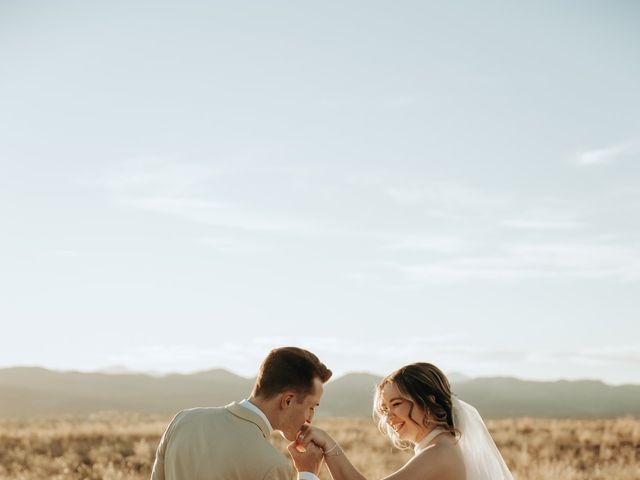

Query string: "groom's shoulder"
[167, 406, 227, 428]
[176, 406, 227, 420]
[178, 406, 226, 417]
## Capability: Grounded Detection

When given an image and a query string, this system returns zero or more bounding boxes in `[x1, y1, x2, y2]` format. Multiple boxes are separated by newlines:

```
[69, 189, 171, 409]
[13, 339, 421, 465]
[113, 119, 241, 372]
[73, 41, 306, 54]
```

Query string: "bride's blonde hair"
[373, 362, 458, 449]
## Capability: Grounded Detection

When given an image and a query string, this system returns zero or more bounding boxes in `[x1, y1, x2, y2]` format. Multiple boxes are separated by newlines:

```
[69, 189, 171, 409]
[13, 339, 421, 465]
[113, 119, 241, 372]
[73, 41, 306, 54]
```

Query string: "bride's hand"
[295, 424, 332, 452]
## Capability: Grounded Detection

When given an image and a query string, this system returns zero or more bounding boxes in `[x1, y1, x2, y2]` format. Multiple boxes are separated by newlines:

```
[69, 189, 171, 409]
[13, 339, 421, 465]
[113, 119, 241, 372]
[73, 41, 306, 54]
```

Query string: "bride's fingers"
[296, 427, 316, 448]
[298, 423, 312, 435]
[306, 442, 323, 455]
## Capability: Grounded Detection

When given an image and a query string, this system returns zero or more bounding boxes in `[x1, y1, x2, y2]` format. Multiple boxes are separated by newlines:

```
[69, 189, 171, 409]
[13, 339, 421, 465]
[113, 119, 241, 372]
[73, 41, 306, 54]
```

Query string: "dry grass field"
[0, 413, 638, 480]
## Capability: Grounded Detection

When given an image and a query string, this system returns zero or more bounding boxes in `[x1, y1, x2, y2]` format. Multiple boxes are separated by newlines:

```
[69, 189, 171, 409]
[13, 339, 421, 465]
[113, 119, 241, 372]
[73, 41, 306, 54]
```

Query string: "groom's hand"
[287, 441, 324, 476]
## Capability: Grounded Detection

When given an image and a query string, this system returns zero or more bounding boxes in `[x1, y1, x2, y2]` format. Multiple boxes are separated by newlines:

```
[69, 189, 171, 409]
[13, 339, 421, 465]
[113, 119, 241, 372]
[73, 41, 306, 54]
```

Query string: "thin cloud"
[499, 205, 587, 231]
[385, 186, 427, 204]
[104, 339, 640, 384]
[105, 343, 265, 377]
[384, 183, 505, 210]
[566, 346, 640, 366]
[386, 95, 419, 108]
[103, 157, 320, 235]
[577, 141, 640, 166]
[197, 236, 267, 254]
[386, 242, 640, 283]
[48, 250, 82, 258]
[382, 183, 508, 224]
[381, 233, 470, 253]
[105, 157, 216, 195]
[343, 271, 378, 282]
[502, 219, 585, 230]
[106, 336, 467, 377]
[119, 196, 228, 212]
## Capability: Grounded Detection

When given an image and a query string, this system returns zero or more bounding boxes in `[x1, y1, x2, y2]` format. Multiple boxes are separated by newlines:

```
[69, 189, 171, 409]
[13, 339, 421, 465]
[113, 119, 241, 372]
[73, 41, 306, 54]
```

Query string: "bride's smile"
[379, 382, 428, 443]
[390, 421, 405, 432]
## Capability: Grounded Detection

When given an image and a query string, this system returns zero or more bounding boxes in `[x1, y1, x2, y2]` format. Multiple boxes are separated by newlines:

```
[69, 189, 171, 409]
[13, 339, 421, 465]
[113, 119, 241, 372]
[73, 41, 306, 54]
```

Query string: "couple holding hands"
[151, 346, 513, 480]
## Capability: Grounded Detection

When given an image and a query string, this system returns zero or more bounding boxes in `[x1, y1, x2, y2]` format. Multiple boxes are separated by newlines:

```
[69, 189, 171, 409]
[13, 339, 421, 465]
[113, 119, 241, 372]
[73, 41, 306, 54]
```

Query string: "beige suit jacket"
[151, 402, 295, 480]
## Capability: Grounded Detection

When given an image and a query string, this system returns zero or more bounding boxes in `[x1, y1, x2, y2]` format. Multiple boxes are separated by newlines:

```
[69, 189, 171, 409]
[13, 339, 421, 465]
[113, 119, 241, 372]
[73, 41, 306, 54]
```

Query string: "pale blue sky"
[1, 1, 639, 384]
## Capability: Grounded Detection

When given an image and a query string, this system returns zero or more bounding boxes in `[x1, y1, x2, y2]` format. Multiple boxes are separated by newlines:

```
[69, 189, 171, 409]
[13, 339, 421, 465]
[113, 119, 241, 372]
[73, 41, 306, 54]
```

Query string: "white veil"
[452, 396, 514, 480]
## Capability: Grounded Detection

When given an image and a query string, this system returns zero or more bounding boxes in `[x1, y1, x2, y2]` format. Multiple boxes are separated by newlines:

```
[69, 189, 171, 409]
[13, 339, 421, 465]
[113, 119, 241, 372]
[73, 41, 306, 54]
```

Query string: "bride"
[289, 362, 513, 480]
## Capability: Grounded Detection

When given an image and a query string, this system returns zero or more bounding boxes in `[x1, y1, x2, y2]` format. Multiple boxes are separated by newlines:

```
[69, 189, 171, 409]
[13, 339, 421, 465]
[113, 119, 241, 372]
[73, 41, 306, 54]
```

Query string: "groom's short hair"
[252, 346, 332, 399]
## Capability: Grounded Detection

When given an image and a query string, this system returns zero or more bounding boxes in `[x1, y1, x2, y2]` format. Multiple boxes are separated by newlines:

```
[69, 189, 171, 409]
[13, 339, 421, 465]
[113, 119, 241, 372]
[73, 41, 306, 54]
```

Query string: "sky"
[1, 1, 639, 385]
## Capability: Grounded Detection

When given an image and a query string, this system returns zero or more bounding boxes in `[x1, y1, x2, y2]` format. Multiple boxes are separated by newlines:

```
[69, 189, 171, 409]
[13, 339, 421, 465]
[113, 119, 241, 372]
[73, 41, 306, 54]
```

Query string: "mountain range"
[1, 367, 638, 418]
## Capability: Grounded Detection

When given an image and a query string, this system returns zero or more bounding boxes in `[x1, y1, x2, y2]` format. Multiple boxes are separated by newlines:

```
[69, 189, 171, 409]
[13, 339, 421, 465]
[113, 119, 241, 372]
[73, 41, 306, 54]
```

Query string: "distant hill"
[320, 372, 382, 417]
[454, 377, 640, 418]
[0, 367, 251, 417]
[447, 371, 472, 384]
[0, 367, 638, 419]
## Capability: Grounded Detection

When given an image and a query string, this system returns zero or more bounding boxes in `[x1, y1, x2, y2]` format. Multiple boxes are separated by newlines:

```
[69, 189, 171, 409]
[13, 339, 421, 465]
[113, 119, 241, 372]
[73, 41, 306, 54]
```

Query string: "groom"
[151, 346, 332, 480]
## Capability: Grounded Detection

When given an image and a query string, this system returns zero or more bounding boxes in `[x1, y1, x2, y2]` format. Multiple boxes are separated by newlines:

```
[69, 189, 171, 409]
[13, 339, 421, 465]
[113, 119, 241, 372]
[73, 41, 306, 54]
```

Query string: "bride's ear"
[423, 409, 432, 425]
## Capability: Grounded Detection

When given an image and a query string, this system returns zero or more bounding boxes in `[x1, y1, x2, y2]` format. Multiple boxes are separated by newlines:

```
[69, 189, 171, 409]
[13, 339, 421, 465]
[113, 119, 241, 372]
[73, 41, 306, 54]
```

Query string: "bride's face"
[380, 382, 428, 443]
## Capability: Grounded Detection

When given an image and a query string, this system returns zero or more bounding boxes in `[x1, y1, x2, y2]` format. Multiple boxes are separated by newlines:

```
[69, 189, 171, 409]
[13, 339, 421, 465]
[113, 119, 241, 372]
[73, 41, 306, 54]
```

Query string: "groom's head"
[252, 346, 332, 441]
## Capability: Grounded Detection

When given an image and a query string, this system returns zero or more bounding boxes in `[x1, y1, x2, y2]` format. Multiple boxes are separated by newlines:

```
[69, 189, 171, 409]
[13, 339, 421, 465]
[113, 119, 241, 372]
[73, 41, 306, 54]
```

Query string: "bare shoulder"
[402, 436, 465, 480]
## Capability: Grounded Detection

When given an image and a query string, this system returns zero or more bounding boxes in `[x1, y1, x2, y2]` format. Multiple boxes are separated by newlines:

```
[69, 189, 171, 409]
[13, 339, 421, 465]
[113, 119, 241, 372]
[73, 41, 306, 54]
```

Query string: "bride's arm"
[294, 427, 454, 480]
[321, 443, 438, 480]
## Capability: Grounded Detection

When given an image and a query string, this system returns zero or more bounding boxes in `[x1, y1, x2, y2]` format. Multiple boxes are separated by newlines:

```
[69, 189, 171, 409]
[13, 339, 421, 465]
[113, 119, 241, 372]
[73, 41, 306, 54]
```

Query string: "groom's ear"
[280, 392, 296, 409]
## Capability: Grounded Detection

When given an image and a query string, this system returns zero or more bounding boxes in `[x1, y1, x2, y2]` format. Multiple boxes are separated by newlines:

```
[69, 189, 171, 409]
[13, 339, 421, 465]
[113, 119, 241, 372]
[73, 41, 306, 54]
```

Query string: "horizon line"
[1, 363, 637, 387]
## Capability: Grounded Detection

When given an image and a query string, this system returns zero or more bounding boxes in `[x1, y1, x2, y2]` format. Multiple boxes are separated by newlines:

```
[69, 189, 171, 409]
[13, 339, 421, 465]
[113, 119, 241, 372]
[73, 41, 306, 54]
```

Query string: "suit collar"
[226, 401, 273, 438]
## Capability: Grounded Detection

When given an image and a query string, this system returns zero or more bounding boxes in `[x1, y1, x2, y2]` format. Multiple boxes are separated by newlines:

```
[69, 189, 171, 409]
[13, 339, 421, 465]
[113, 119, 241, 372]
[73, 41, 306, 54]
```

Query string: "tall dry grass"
[0, 413, 638, 479]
